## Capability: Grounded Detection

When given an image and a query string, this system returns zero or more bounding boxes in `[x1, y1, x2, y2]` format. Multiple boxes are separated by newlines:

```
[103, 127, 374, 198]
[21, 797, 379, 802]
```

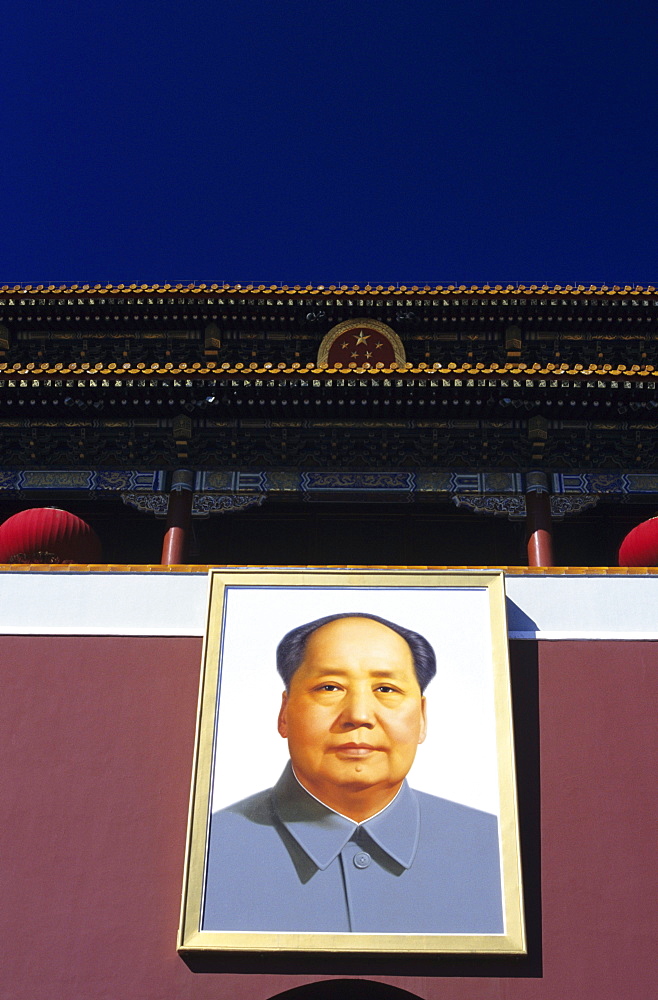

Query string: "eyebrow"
[310, 668, 402, 679]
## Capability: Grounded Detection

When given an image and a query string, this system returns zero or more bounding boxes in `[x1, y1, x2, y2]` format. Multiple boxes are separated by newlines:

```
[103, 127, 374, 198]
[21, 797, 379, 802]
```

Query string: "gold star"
[375, 341, 383, 349]
[351, 351, 358, 358]
[365, 351, 372, 358]
[340, 339, 349, 349]
[354, 331, 370, 345]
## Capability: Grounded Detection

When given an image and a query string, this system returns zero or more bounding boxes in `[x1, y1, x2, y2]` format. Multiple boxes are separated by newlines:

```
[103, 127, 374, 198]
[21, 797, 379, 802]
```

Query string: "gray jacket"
[203, 762, 503, 934]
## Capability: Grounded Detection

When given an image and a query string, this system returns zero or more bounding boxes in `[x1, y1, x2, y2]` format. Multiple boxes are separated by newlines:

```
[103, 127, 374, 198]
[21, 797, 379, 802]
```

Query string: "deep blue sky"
[1, 1, 657, 286]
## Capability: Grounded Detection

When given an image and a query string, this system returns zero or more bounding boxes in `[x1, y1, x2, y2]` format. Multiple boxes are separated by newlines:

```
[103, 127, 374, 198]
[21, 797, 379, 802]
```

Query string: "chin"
[329, 768, 386, 789]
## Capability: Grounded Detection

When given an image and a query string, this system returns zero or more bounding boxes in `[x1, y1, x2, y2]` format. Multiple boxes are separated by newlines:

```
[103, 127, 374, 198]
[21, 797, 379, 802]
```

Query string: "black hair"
[276, 612, 436, 692]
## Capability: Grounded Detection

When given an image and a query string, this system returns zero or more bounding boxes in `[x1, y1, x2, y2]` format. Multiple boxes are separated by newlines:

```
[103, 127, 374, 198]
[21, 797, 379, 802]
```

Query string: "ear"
[277, 691, 289, 738]
[418, 696, 427, 744]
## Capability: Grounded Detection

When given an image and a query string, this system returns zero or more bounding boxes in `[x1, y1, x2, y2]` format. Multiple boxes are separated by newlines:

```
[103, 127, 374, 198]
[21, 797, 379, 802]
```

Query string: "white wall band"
[0, 570, 657, 640]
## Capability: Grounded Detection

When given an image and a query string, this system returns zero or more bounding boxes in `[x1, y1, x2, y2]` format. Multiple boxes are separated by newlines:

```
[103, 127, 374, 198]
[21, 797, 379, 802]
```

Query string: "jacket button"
[353, 851, 371, 869]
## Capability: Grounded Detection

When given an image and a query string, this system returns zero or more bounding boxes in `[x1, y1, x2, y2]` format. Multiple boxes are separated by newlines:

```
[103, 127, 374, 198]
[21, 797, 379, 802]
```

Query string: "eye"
[316, 683, 342, 692]
[375, 685, 400, 694]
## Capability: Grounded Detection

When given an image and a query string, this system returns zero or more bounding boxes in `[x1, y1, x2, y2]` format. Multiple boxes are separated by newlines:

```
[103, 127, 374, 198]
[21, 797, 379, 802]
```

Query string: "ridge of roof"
[0, 282, 655, 297]
[0, 563, 654, 576]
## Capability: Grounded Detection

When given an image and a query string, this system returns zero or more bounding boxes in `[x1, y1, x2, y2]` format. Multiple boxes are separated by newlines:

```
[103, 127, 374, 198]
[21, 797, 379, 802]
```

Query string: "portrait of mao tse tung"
[202, 611, 504, 935]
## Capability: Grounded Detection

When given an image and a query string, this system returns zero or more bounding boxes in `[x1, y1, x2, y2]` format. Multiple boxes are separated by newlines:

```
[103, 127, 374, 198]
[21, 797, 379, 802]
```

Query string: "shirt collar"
[273, 762, 420, 871]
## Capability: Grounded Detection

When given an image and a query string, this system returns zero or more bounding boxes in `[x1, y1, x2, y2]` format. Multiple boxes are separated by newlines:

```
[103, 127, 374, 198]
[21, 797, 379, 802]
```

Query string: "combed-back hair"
[276, 612, 437, 692]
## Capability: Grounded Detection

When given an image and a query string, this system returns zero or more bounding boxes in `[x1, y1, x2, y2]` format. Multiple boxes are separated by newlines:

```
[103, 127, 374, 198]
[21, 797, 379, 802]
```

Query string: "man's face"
[278, 617, 427, 816]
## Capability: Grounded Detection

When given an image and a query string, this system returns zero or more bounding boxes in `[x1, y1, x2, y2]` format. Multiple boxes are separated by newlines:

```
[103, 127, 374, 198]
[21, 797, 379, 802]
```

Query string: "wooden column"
[525, 471, 554, 567]
[161, 470, 194, 565]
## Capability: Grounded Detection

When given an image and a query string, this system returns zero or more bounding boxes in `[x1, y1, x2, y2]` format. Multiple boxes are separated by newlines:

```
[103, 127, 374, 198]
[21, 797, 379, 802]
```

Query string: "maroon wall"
[1, 636, 656, 999]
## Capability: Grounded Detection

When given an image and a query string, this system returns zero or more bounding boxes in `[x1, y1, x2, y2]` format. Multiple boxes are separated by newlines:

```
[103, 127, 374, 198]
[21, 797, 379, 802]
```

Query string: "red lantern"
[0, 508, 102, 564]
[618, 516, 658, 567]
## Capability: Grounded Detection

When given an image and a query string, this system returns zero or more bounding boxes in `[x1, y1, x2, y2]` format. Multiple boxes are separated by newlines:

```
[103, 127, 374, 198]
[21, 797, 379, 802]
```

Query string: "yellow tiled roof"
[0, 360, 655, 378]
[0, 282, 656, 297]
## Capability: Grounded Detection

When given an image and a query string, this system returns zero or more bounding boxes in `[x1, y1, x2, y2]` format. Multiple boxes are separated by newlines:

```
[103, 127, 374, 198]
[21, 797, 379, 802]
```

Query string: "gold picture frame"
[178, 569, 525, 954]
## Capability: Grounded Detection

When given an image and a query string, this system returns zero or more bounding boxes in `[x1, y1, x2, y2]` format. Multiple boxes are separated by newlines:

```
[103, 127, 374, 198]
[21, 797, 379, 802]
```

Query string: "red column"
[525, 471, 554, 567]
[161, 470, 194, 565]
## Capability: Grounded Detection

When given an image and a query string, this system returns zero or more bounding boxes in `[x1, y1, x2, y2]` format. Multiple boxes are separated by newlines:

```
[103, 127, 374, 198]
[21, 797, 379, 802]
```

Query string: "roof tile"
[0, 282, 656, 297]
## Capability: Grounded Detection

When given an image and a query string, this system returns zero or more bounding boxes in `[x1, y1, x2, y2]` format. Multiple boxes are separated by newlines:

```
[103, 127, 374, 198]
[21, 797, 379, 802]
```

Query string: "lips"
[333, 742, 381, 757]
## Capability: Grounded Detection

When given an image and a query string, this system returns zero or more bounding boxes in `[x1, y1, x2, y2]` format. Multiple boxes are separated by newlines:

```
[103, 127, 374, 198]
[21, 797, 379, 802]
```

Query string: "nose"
[339, 686, 376, 729]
